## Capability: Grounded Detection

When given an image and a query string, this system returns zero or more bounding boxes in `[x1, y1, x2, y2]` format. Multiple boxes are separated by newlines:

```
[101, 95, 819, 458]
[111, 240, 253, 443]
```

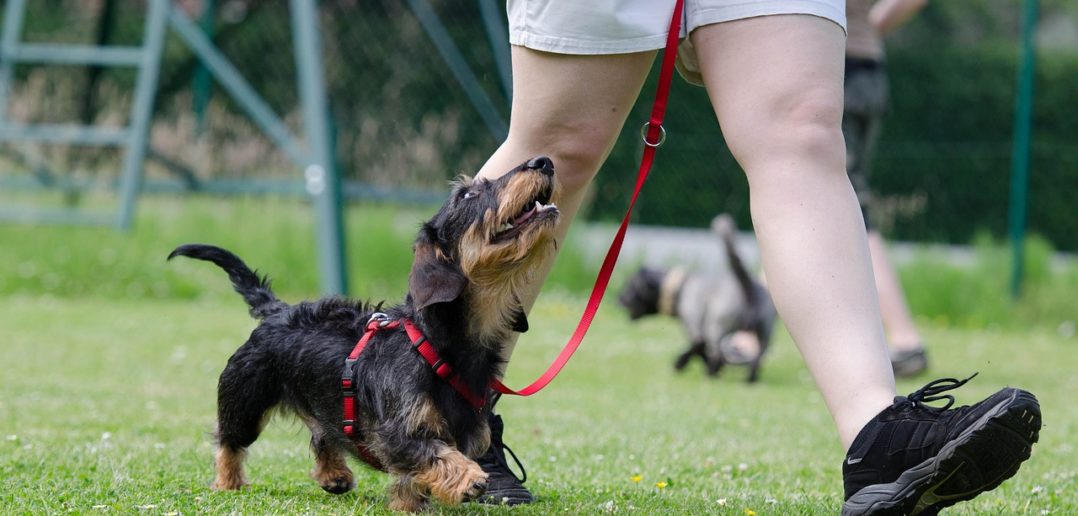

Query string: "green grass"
[0, 194, 599, 305]
[1, 293, 1074, 514]
[1, 195, 1076, 513]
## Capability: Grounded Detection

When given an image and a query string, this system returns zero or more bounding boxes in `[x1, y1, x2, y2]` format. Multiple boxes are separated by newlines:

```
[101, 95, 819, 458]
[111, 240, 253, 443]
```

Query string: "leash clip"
[367, 312, 392, 328]
[640, 122, 667, 148]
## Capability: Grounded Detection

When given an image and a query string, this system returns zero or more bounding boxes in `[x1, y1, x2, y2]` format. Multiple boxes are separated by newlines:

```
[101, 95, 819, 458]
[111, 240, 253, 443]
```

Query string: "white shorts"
[507, 0, 846, 85]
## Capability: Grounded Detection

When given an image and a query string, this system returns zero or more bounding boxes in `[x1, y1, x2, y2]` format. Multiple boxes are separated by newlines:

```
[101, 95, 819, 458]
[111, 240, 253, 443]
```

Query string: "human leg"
[476, 46, 656, 362]
[473, 46, 655, 505]
[868, 230, 928, 376]
[693, 14, 1039, 513]
[692, 14, 894, 448]
[842, 81, 926, 375]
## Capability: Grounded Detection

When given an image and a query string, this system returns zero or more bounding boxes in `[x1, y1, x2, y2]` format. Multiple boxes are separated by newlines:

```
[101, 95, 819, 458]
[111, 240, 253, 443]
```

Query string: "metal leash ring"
[640, 122, 667, 148]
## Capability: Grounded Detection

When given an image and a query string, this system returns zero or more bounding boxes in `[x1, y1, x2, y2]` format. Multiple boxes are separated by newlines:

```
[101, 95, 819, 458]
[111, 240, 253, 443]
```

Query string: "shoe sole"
[842, 388, 1041, 516]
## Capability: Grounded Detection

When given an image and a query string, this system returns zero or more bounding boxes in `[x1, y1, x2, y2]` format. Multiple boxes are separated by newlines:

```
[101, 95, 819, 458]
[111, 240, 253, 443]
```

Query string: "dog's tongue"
[514, 202, 539, 225]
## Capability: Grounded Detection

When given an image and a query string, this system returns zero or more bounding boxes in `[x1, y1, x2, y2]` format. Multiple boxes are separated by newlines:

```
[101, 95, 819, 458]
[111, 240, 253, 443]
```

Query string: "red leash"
[494, 0, 684, 397]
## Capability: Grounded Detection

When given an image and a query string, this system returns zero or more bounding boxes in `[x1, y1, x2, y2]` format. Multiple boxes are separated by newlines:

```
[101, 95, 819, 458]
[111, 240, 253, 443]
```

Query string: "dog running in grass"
[169, 157, 558, 512]
[617, 214, 777, 383]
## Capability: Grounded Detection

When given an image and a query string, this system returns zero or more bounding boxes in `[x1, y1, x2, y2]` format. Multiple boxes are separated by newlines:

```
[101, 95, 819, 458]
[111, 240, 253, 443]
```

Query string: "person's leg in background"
[842, 71, 927, 377]
[471, 47, 657, 504]
[867, 230, 928, 375]
[694, 13, 1040, 514]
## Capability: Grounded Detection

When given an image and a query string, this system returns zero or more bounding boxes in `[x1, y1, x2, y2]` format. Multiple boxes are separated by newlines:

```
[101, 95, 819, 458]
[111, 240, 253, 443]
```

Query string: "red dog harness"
[341, 314, 489, 465]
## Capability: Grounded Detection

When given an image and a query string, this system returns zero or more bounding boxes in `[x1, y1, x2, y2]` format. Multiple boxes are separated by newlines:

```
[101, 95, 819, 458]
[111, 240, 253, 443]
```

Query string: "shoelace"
[483, 393, 527, 484]
[907, 372, 979, 410]
[492, 440, 528, 484]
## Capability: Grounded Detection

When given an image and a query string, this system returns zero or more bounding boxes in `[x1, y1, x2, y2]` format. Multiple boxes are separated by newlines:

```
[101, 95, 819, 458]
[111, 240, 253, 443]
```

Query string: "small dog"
[617, 215, 777, 383]
[169, 157, 559, 511]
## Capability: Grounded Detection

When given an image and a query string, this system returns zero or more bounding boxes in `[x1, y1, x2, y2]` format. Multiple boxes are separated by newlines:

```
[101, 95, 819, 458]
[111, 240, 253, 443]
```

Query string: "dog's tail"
[711, 214, 759, 305]
[168, 244, 286, 319]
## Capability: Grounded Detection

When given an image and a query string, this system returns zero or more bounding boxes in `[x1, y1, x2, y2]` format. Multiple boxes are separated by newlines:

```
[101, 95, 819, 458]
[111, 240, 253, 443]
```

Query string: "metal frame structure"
[0, 0, 169, 227]
[0, 0, 346, 294]
[0, 1, 513, 295]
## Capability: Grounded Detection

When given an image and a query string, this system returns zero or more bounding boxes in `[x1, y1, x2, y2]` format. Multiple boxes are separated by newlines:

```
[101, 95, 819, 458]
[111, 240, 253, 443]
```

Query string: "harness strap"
[341, 317, 401, 470]
[342, 316, 487, 456]
[404, 320, 487, 410]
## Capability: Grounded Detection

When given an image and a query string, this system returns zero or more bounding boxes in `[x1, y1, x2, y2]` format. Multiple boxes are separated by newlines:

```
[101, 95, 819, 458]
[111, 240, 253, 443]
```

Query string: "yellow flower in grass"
[630, 474, 643, 483]
[745, 509, 757, 516]
[655, 481, 668, 489]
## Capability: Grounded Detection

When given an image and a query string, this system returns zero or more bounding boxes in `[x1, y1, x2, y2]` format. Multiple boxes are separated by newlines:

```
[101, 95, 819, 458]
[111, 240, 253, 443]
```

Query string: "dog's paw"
[420, 455, 489, 505]
[312, 462, 356, 494]
[210, 477, 249, 491]
[462, 472, 488, 502]
[318, 475, 355, 494]
[454, 460, 489, 503]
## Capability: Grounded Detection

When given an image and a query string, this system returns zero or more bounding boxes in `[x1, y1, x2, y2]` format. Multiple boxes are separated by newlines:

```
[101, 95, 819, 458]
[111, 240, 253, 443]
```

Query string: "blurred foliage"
[1, 1, 1075, 251]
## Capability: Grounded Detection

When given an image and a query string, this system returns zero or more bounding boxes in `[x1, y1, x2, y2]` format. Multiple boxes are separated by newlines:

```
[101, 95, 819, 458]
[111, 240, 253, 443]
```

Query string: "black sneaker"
[842, 374, 1041, 515]
[475, 412, 534, 505]
[890, 347, 929, 378]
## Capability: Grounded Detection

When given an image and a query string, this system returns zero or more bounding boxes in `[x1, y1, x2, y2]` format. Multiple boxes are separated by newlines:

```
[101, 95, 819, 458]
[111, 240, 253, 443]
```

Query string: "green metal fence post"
[0, 0, 29, 123]
[1008, 0, 1038, 299]
[116, 0, 169, 229]
[291, 0, 348, 296]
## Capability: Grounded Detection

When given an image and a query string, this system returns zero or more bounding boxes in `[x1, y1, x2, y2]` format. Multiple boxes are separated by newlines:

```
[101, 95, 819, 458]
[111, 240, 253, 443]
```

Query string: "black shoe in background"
[842, 374, 1041, 515]
[890, 347, 929, 378]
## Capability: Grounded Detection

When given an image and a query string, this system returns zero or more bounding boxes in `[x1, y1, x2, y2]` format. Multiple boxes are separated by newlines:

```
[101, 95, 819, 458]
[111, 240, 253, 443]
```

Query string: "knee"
[728, 87, 846, 172]
[506, 122, 617, 195]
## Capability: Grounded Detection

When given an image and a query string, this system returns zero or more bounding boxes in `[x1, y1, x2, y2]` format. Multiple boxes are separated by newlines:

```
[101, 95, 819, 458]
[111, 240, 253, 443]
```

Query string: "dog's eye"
[462, 191, 478, 200]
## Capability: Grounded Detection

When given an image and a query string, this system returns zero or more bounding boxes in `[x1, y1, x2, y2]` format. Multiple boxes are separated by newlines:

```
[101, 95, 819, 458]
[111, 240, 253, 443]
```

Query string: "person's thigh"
[690, 14, 847, 175]
[478, 46, 654, 190]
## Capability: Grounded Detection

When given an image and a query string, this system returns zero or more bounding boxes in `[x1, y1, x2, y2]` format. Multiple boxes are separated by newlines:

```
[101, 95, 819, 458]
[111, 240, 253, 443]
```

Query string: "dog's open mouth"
[493, 188, 557, 242]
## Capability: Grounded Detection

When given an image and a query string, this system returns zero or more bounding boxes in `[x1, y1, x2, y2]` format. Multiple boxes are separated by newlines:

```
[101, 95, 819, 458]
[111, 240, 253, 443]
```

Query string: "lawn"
[1, 292, 1074, 514]
[0, 197, 1074, 514]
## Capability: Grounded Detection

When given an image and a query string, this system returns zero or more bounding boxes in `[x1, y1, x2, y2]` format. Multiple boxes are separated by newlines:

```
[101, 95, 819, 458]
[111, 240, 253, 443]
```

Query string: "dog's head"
[408, 157, 559, 338]
[618, 266, 667, 320]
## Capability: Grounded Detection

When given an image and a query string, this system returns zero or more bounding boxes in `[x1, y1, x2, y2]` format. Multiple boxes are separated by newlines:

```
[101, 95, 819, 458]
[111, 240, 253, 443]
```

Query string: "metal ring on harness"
[640, 122, 667, 148]
[367, 312, 390, 328]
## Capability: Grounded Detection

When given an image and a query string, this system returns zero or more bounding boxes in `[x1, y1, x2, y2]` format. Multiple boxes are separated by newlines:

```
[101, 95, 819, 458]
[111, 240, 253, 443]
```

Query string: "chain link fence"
[2, 0, 1076, 251]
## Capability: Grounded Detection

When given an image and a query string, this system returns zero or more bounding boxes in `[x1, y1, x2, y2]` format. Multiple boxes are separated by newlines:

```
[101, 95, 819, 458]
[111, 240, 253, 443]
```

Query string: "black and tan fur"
[169, 157, 559, 511]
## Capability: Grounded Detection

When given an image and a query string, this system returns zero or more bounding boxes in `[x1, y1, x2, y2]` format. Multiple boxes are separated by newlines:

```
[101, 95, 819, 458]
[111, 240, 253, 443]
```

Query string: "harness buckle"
[342, 358, 358, 380]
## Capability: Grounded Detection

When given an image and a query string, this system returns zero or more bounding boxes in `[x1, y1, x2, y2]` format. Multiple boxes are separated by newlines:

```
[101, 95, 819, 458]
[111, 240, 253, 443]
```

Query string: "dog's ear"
[409, 237, 467, 311]
[510, 300, 529, 333]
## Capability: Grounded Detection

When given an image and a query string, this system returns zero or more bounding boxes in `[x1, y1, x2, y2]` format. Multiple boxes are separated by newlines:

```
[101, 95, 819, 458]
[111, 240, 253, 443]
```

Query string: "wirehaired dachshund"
[169, 157, 558, 511]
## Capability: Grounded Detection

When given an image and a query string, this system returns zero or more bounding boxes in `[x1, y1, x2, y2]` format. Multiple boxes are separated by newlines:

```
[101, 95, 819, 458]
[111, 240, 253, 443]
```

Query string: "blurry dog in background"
[618, 214, 777, 383]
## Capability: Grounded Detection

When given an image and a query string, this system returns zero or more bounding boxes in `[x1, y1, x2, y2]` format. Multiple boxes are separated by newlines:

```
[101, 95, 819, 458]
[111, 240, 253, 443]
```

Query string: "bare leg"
[692, 15, 894, 448]
[476, 47, 656, 364]
[867, 230, 923, 351]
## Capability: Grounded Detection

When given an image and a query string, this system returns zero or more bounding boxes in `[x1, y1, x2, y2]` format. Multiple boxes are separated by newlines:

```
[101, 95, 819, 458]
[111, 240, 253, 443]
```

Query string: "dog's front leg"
[388, 474, 430, 512]
[384, 442, 488, 511]
[378, 397, 488, 509]
[413, 444, 488, 506]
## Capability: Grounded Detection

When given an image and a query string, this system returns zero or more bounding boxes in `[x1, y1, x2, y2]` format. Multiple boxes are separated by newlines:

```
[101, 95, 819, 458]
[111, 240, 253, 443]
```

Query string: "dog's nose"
[524, 156, 554, 175]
